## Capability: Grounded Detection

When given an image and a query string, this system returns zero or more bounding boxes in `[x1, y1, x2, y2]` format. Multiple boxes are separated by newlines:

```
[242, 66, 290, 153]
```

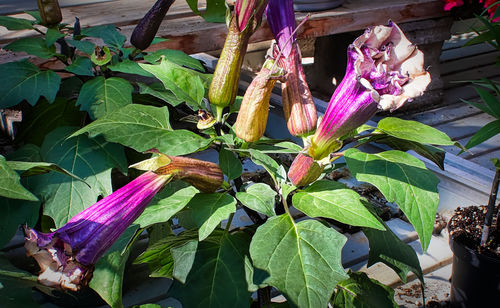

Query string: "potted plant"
[443, 1, 500, 307]
[0, 0, 458, 307]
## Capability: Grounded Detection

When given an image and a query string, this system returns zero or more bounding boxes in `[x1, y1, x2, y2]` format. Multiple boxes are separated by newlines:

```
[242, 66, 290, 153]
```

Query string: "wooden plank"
[0, 0, 449, 55]
[400, 102, 483, 126]
[440, 51, 500, 75]
[442, 64, 500, 89]
[440, 42, 497, 61]
[433, 112, 497, 140]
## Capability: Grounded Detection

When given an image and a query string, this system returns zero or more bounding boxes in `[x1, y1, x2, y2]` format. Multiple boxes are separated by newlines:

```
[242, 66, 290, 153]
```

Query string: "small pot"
[293, 0, 344, 12]
[448, 235, 500, 307]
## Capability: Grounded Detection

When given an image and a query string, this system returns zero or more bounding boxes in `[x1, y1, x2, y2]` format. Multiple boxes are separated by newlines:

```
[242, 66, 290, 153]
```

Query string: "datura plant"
[0, 2, 457, 308]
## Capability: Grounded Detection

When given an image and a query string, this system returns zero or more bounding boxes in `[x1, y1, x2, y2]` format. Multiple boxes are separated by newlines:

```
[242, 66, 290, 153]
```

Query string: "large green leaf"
[4, 37, 57, 59]
[6, 160, 85, 183]
[76, 76, 133, 119]
[71, 104, 211, 155]
[134, 231, 198, 278]
[137, 82, 184, 106]
[0, 61, 60, 108]
[66, 39, 95, 55]
[168, 231, 251, 308]
[65, 56, 94, 76]
[332, 272, 398, 308]
[144, 49, 205, 71]
[14, 98, 85, 146]
[177, 193, 236, 241]
[90, 226, 139, 308]
[377, 117, 454, 145]
[171, 240, 198, 284]
[293, 180, 384, 230]
[236, 183, 276, 217]
[465, 119, 500, 149]
[185, 0, 227, 23]
[0, 198, 40, 248]
[219, 148, 242, 181]
[248, 149, 284, 187]
[134, 182, 199, 228]
[29, 126, 127, 227]
[81, 24, 126, 49]
[108, 59, 153, 77]
[344, 149, 439, 251]
[250, 215, 348, 308]
[139, 58, 205, 110]
[0, 16, 34, 30]
[0, 155, 38, 201]
[363, 215, 423, 284]
[370, 135, 446, 170]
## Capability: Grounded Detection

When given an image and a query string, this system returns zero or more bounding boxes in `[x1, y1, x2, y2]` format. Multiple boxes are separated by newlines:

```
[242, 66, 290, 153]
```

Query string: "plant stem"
[225, 212, 235, 232]
[257, 286, 271, 308]
[480, 167, 500, 246]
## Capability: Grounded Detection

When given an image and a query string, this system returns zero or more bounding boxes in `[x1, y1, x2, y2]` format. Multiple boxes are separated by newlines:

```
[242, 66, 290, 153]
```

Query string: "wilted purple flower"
[24, 171, 169, 291]
[308, 21, 431, 160]
[266, 0, 317, 136]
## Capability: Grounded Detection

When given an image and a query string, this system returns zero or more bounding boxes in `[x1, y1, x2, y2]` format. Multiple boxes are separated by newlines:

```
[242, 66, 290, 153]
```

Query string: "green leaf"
[0, 155, 38, 201]
[4, 37, 57, 59]
[172, 240, 198, 284]
[468, 86, 500, 118]
[65, 56, 94, 76]
[7, 144, 41, 162]
[81, 24, 126, 49]
[76, 76, 133, 119]
[14, 98, 84, 146]
[30, 126, 127, 227]
[250, 215, 348, 308]
[244, 255, 269, 292]
[144, 49, 205, 71]
[134, 231, 198, 278]
[219, 148, 242, 180]
[71, 104, 211, 156]
[344, 149, 439, 251]
[370, 135, 447, 170]
[293, 180, 384, 230]
[377, 117, 454, 145]
[24, 11, 42, 24]
[168, 231, 251, 308]
[6, 160, 84, 182]
[137, 82, 184, 106]
[177, 193, 236, 241]
[90, 226, 139, 308]
[0, 198, 40, 248]
[0, 254, 40, 308]
[45, 27, 65, 46]
[134, 182, 199, 228]
[185, 0, 227, 23]
[236, 183, 276, 217]
[465, 119, 500, 149]
[66, 39, 95, 55]
[139, 58, 205, 110]
[363, 210, 423, 283]
[0, 16, 34, 30]
[248, 149, 284, 187]
[332, 271, 398, 308]
[250, 141, 302, 154]
[108, 59, 153, 77]
[0, 61, 60, 107]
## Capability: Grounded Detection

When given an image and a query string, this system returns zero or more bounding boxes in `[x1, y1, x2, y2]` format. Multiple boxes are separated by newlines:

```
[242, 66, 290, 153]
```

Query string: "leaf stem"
[480, 167, 500, 246]
[225, 212, 235, 232]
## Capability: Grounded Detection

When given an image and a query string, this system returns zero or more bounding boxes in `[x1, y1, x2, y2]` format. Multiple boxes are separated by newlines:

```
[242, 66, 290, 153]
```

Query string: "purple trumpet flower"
[266, 0, 317, 136]
[24, 171, 169, 291]
[308, 21, 431, 160]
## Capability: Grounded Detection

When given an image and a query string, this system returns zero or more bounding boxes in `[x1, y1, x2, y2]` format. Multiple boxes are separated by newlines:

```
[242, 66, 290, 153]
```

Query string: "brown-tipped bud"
[155, 156, 224, 193]
[278, 46, 318, 136]
[37, 0, 62, 25]
[234, 59, 283, 142]
[208, 16, 251, 108]
[288, 153, 324, 186]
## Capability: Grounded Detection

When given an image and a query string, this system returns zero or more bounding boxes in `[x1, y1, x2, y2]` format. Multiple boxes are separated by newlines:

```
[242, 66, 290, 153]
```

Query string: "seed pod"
[234, 59, 283, 142]
[208, 16, 251, 109]
[279, 46, 318, 136]
[37, 0, 62, 26]
[130, 0, 175, 50]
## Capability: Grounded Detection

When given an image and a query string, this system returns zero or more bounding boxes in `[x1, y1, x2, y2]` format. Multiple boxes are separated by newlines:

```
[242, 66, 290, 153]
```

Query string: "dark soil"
[448, 205, 500, 259]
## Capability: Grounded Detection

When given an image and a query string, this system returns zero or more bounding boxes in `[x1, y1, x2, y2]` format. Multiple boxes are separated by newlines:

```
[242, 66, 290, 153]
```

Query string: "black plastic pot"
[449, 236, 500, 308]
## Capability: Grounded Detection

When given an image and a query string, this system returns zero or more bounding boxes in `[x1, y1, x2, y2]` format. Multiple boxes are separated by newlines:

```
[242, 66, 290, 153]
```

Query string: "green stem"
[225, 212, 235, 232]
[215, 105, 224, 123]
